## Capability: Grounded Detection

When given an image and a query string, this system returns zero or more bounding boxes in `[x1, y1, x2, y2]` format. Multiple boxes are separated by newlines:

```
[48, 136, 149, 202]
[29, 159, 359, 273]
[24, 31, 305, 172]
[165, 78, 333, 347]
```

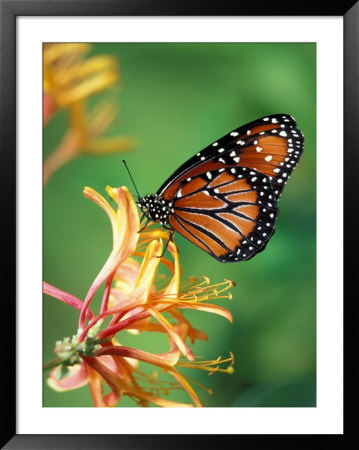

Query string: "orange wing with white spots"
[158, 113, 304, 201]
[169, 167, 277, 262]
[139, 114, 303, 263]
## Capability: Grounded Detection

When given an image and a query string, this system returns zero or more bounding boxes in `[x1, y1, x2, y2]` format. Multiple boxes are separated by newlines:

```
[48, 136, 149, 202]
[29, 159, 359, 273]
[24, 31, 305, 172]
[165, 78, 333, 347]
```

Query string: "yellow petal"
[56, 55, 119, 87]
[58, 70, 119, 106]
[43, 43, 90, 67]
[161, 300, 233, 323]
[160, 241, 180, 298]
[85, 136, 136, 155]
[83, 186, 117, 246]
[105, 186, 140, 251]
[135, 239, 162, 289]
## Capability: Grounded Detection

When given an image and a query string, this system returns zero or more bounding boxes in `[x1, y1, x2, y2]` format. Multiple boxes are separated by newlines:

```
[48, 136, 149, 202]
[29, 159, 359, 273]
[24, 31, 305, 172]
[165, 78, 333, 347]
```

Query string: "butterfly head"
[137, 194, 173, 226]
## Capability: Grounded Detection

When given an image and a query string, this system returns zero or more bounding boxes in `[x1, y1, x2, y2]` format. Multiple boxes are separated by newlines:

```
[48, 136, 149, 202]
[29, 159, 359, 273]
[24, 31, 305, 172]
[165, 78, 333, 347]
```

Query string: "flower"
[44, 186, 234, 407]
[43, 44, 135, 185]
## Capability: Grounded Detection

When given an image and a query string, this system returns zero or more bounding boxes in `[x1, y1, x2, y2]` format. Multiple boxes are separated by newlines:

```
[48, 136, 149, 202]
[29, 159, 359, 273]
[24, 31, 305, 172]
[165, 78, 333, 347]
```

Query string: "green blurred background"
[43, 43, 316, 407]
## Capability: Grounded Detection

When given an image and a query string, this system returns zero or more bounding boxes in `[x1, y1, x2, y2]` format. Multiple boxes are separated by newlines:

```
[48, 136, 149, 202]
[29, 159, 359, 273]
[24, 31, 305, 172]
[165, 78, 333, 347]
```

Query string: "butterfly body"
[138, 194, 173, 226]
[138, 114, 304, 263]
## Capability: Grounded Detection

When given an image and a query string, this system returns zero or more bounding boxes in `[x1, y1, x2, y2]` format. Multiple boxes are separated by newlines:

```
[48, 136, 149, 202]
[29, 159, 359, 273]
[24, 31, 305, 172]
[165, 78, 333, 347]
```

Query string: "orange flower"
[43, 43, 135, 185]
[43, 44, 119, 113]
[44, 186, 234, 407]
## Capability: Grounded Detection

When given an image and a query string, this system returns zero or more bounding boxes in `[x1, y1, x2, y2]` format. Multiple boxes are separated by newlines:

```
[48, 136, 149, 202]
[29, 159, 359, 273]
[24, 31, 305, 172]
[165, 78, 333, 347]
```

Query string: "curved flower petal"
[97, 345, 181, 369]
[43, 281, 93, 320]
[169, 301, 233, 323]
[78, 186, 139, 329]
[159, 241, 180, 298]
[47, 362, 88, 392]
[87, 362, 120, 407]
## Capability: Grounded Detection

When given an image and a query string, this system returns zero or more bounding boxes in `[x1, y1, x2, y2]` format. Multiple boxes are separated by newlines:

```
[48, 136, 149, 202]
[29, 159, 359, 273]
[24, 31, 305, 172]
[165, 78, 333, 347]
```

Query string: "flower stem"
[43, 357, 62, 372]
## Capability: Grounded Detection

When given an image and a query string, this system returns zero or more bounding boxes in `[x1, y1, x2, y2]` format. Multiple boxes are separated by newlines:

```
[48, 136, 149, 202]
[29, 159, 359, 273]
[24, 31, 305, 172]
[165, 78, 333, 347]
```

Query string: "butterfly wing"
[158, 113, 304, 201]
[169, 167, 278, 262]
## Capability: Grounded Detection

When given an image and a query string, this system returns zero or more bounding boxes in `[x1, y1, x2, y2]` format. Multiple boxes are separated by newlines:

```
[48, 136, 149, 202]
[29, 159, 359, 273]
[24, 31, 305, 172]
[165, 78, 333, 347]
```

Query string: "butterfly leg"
[138, 213, 150, 233]
[156, 226, 175, 258]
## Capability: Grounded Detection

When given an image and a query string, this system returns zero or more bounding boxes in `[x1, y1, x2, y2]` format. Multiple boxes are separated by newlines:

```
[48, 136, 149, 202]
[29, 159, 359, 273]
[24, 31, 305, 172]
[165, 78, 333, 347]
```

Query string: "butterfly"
[137, 114, 304, 263]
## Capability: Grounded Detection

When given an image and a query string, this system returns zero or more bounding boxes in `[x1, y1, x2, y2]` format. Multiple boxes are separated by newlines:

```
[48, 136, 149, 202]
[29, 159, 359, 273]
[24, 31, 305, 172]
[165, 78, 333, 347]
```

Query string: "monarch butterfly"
[135, 114, 304, 263]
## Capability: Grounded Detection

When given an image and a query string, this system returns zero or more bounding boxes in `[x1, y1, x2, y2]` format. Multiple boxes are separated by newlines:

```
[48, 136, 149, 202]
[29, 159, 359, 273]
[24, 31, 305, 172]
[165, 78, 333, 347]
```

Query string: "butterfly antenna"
[122, 160, 141, 198]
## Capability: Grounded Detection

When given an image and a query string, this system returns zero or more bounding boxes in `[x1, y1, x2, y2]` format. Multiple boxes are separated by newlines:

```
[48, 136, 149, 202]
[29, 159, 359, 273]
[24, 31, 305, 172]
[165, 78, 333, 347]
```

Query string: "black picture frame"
[1, 0, 356, 448]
